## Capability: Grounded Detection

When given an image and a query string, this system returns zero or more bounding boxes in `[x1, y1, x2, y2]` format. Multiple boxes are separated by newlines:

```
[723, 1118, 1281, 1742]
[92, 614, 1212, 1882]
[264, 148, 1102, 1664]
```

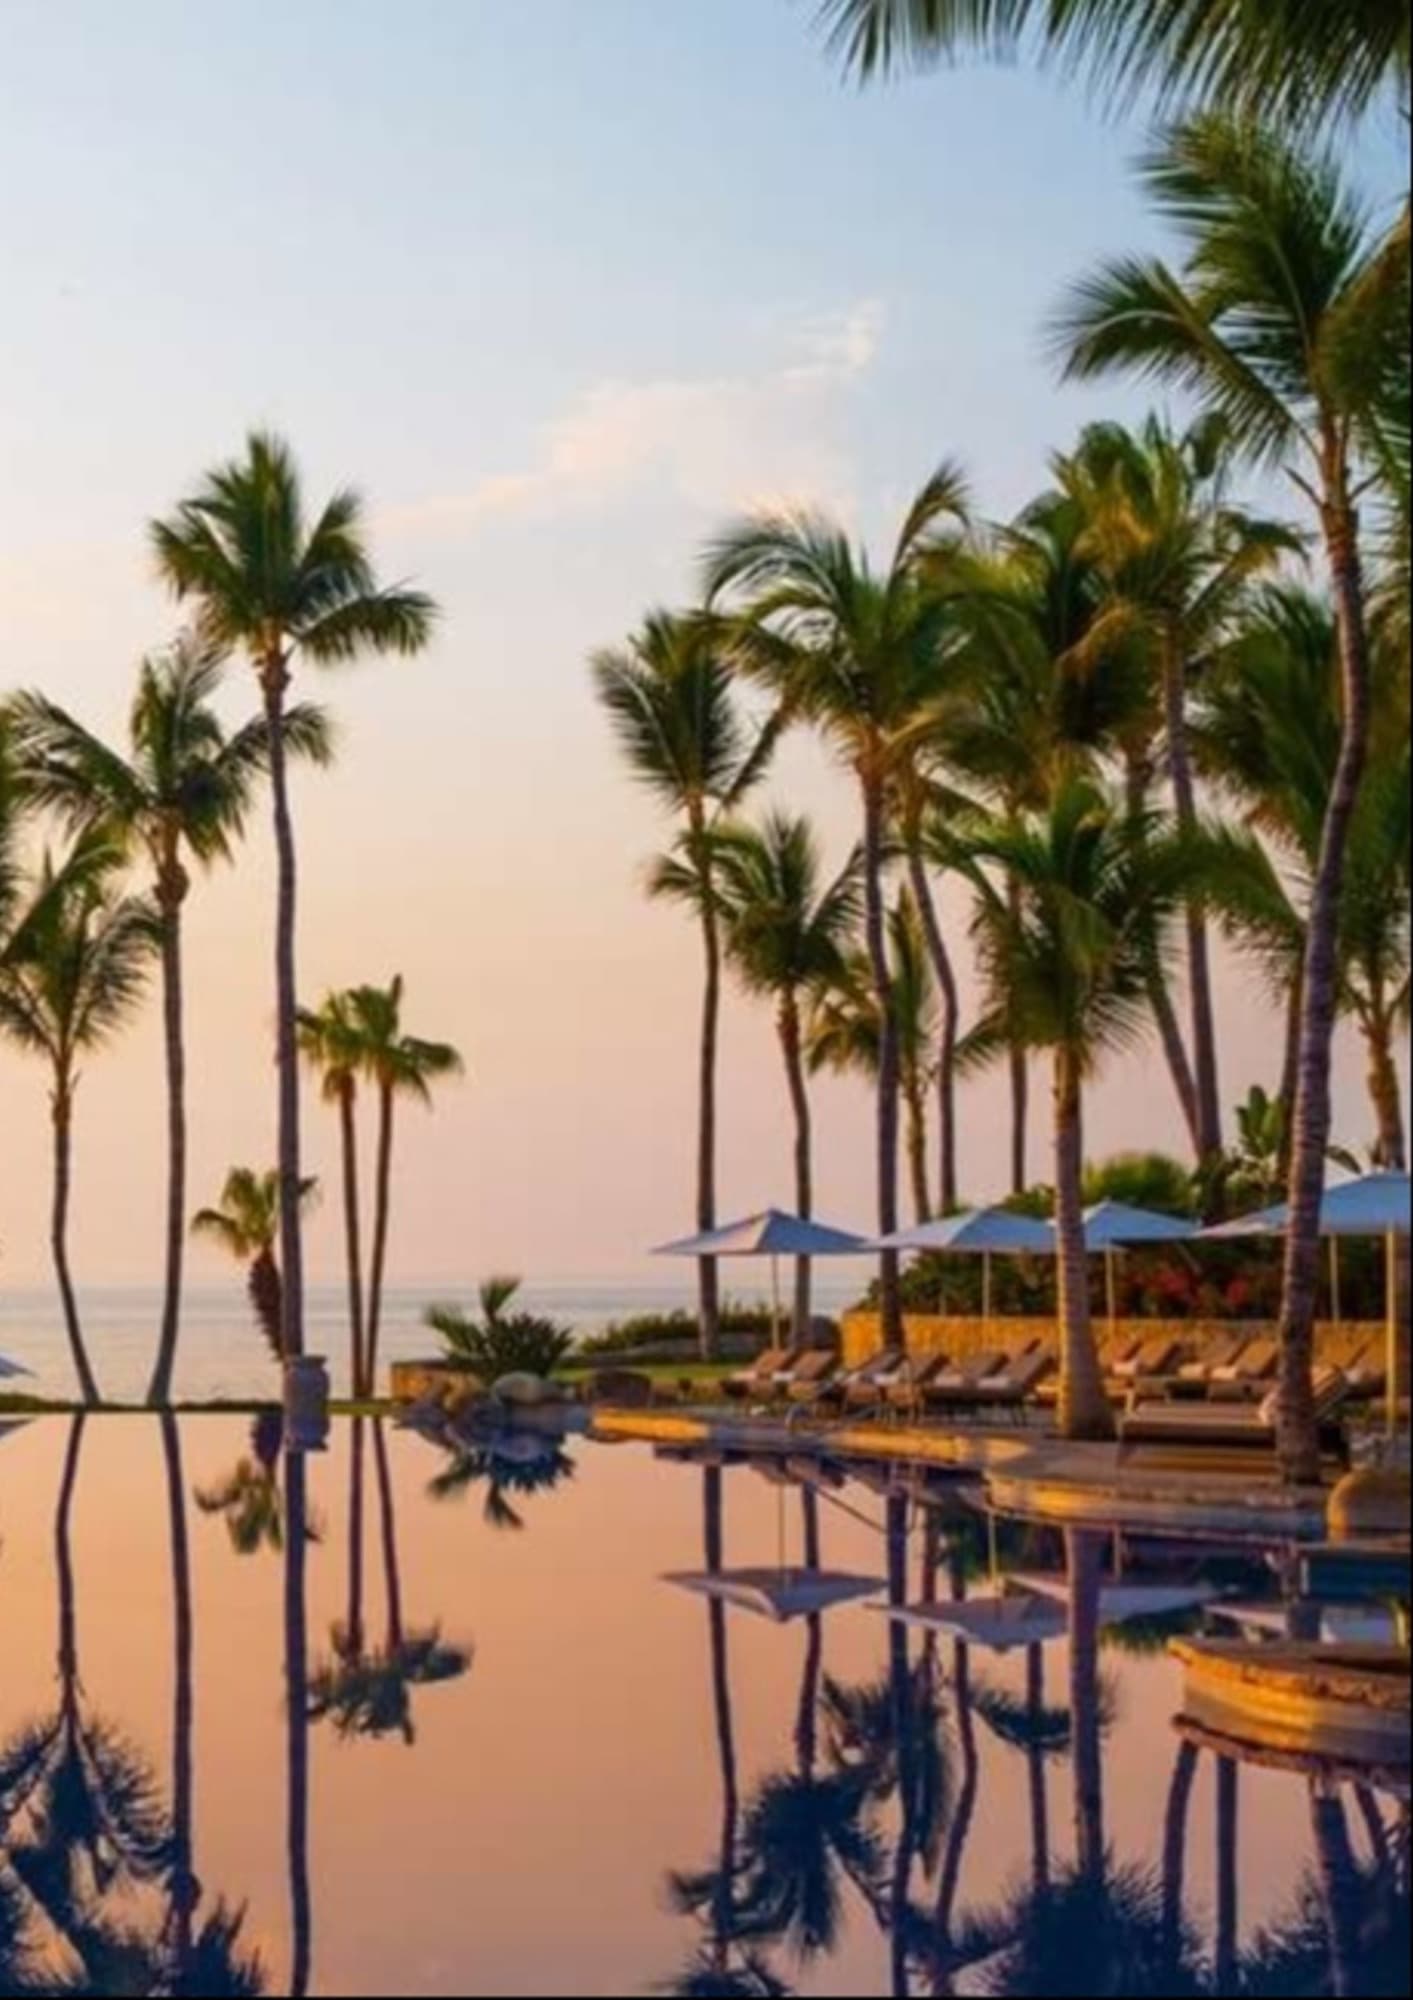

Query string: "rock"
[492, 1372, 564, 1409]
[1327, 1468, 1412, 1540]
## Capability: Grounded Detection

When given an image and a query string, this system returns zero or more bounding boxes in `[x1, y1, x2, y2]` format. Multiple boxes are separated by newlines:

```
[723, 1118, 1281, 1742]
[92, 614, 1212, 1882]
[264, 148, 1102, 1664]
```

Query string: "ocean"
[0, 1273, 862, 1403]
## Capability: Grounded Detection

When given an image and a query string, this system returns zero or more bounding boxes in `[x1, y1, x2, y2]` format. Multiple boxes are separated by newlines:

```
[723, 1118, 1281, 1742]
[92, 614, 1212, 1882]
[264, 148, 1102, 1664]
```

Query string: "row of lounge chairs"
[725, 1343, 1056, 1421]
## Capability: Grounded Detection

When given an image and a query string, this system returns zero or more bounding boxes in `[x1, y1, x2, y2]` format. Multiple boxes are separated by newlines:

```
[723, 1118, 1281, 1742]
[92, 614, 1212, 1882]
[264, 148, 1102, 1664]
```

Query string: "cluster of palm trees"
[0, 435, 444, 1407]
[600, 100, 1408, 1466]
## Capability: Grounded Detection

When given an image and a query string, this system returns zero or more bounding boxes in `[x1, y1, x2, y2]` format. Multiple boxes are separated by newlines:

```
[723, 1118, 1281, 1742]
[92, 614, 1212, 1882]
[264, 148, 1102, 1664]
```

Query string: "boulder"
[1327, 1468, 1412, 1540]
[492, 1372, 565, 1409]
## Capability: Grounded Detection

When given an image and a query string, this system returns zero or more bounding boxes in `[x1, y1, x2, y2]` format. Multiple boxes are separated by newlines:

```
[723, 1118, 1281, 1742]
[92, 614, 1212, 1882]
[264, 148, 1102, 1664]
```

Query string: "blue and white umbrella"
[1073, 1201, 1197, 1332]
[1206, 1173, 1411, 1435]
[655, 1209, 871, 1344]
[875, 1206, 1056, 1319]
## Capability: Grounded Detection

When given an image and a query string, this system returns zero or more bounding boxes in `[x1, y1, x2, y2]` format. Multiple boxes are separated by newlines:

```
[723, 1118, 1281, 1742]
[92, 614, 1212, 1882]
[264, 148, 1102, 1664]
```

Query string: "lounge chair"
[1207, 1337, 1280, 1401]
[724, 1346, 801, 1403]
[1111, 1335, 1188, 1385]
[1119, 1365, 1353, 1462]
[839, 1350, 930, 1414]
[910, 1351, 1009, 1418]
[884, 1352, 964, 1421]
[781, 1349, 841, 1406]
[938, 1344, 1056, 1422]
[1173, 1335, 1251, 1393]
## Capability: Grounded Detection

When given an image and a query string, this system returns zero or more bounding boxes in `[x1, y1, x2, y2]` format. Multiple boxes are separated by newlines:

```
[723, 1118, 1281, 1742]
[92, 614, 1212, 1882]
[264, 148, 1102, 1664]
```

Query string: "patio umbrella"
[654, 1209, 870, 1347]
[1206, 1172, 1411, 1435]
[1071, 1202, 1197, 1336]
[874, 1205, 1056, 1319]
[664, 1567, 884, 1624]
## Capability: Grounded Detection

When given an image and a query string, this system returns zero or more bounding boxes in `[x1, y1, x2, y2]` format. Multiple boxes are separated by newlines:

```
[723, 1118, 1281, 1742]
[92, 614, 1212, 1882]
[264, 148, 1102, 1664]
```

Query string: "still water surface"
[0, 1417, 1405, 1996]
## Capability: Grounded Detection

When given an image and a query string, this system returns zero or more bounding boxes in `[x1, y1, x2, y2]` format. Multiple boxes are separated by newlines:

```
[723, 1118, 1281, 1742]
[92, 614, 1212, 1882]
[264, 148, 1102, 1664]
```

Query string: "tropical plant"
[816, 0, 1411, 130]
[594, 613, 777, 1360]
[1082, 1150, 1195, 1217]
[706, 466, 970, 1346]
[1057, 414, 1301, 1158]
[192, 1168, 319, 1363]
[935, 491, 1150, 1189]
[425, 1277, 575, 1382]
[336, 976, 463, 1397]
[298, 991, 371, 1394]
[424, 1425, 577, 1532]
[715, 814, 861, 1339]
[0, 845, 156, 1404]
[150, 432, 437, 1368]
[1056, 115, 1410, 1480]
[8, 638, 331, 1407]
[808, 891, 941, 1226]
[952, 782, 1194, 1438]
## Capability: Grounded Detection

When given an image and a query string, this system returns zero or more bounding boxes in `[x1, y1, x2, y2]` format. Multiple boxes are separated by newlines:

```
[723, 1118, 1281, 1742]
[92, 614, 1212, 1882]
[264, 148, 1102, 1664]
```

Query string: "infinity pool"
[0, 1416, 1405, 1996]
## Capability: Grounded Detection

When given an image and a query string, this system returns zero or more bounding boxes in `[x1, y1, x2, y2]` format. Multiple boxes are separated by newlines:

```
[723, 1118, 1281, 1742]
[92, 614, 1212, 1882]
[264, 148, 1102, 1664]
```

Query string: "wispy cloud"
[392, 301, 884, 533]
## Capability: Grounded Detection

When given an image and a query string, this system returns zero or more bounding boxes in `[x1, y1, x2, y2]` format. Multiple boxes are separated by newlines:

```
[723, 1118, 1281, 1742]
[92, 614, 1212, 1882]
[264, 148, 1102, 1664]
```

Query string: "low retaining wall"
[840, 1312, 1393, 1372]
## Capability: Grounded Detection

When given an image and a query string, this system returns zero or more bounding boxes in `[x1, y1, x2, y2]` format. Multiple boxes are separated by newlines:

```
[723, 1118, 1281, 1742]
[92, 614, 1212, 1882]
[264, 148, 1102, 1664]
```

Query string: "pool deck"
[590, 1405, 1334, 1542]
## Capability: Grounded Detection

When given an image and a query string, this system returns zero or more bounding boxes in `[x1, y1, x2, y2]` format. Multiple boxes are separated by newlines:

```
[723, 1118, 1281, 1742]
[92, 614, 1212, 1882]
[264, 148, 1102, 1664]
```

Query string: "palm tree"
[192, 1168, 319, 1364]
[1058, 414, 1301, 1159]
[952, 782, 1193, 1438]
[816, 0, 1411, 129]
[594, 612, 777, 1359]
[8, 639, 332, 1408]
[0, 848, 155, 1405]
[298, 992, 370, 1395]
[706, 467, 969, 1347]
[340, 977, 463, 1398]
[1056, 116, 1410, 1481]
[808, 893, 940, 1227]
[150, 433, 437, 1368]
[716, 815, 861, 1336]
[937, 494, 1150, 1188]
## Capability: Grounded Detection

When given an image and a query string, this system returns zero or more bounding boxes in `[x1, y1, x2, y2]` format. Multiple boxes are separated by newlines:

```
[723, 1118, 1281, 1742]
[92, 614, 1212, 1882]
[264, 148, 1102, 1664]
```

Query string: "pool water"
[0, 1416, 1406, 1997]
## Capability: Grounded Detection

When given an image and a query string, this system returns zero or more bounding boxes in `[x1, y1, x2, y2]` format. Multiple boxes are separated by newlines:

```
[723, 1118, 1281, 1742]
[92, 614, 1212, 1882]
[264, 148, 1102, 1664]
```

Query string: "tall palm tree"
[808, 893, 941, 1227]
[298, 992, 370, 1395]
[937, 495, 1150, 1188]
[953, 781, 1193, 1438]
[342, 977, 463, 1398]
[1056, 116, 1410, 1480]
[715, 815, 861, 1336]
[192, 1167, 319, 1364]
[0, 848, 156, 1405]
[817, 0, 1411, 129]
[1058, 414, 1301, 1158]
[8, 639, 332, 1408]
[706, 466, 969, 1347]
[594, 612, 777, 1360]
[150, 432, 437, 1368]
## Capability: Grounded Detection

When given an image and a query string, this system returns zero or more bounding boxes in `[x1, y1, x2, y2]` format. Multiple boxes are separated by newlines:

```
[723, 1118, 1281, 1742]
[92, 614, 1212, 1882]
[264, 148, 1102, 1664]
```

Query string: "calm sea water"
[0, 1277, 862, 1404]
[0, 1414, 1402, 1997]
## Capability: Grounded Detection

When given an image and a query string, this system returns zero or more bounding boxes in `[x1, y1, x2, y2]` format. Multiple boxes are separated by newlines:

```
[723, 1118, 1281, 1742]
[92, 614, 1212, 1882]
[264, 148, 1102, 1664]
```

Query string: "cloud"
[394, 301, 884, 533]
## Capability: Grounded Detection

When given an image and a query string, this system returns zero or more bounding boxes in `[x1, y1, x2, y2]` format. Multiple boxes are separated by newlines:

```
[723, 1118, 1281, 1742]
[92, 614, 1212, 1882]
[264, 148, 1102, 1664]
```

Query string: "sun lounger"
[1120, 1365, 1353, 1461]
[884, 1352, 963, 1420]
[910, 1351, 1008, 1417]
[936, 1344, 1056, 1421]
[1111, 1336, 1187, 1384]
[1207, 1337, 1279, 1400]
[841, 1351, 929, 1413]
[781, 1349, 841, 1405]
[1174, 1335, 1251, 1389]
[724, 1346, 802, 1402]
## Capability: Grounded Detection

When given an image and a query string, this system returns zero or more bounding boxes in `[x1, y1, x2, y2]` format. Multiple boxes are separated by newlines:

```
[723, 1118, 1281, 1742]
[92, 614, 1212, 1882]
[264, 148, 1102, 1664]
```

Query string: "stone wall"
[840, 1312, 1393, 1372]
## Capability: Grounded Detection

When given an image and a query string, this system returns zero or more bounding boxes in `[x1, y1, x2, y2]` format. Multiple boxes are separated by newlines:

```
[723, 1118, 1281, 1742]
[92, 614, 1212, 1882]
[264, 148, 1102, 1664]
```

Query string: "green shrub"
[425, 1277, 575, 1380]
[578, 1300, 774, 1359]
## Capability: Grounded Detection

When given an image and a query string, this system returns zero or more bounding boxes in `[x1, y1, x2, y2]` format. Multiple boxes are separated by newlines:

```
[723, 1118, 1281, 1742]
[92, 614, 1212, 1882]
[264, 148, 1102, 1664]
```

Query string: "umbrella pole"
[771, 1256, 784, 1353]
[1388, 1231, 1400, 1441]
[1106, 1249, 1118, 1342]
[984, 1252, 993, 1325]
[1330, 1239, 1343, 1326]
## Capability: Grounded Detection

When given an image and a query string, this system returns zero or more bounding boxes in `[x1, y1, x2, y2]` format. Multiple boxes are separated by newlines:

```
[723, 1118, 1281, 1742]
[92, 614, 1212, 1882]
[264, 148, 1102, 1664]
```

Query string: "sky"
[0, 1, 1407, 1291]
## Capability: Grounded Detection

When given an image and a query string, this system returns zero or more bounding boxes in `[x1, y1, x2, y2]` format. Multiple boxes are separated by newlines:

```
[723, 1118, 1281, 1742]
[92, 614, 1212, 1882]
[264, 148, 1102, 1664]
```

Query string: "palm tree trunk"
[161, 1414, 198, 1979]
[250, 1249, 285, 1363]
[51, 1080, 99, 1406]
[1007, 874, 1030, 1195]
[347, 1415, 367, 1661]
[1277, 483, 1375, 1484]
[284, 1443, 313, 1999]
[780, 990, 815, 1344]
[695, 823, 723, 1362]
[263, 658, 306, 1364]
[1164, 630, 1222, 1157]
[796, 1488, 823, 1775]
[372, 1418, 404, 1654]
[863, 769, 903, 1347]
[1364, 1005, 1408, 1170]
[1309, 1785, 1361, 2000]
[55, 1413, 86, 1695]
[1054, 1048, 1113, 1440]
[1215, 1756, 1240, 1993]
[905, 1062, 932, 1225]
[1025, 1644, 1051, 1897]
[885, 1493, 915, 2000]
[1278, 970, 1305, 1172]
[703, 1466, 739, 1979]
[148, 870, 189, 1407]
[908, 846, 961, 1212]
[337, 1078, 367, 1399]
[1162, 1739, 1200, 1968]
[1067, 1528, 1106, 1885]
[1128, 749, 1203, 1152]
[365, 1081, 396, 1397]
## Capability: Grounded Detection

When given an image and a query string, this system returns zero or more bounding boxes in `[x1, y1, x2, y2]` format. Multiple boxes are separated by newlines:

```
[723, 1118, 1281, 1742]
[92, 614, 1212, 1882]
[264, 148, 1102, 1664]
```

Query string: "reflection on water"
[0, 1416, 1407, 1997]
